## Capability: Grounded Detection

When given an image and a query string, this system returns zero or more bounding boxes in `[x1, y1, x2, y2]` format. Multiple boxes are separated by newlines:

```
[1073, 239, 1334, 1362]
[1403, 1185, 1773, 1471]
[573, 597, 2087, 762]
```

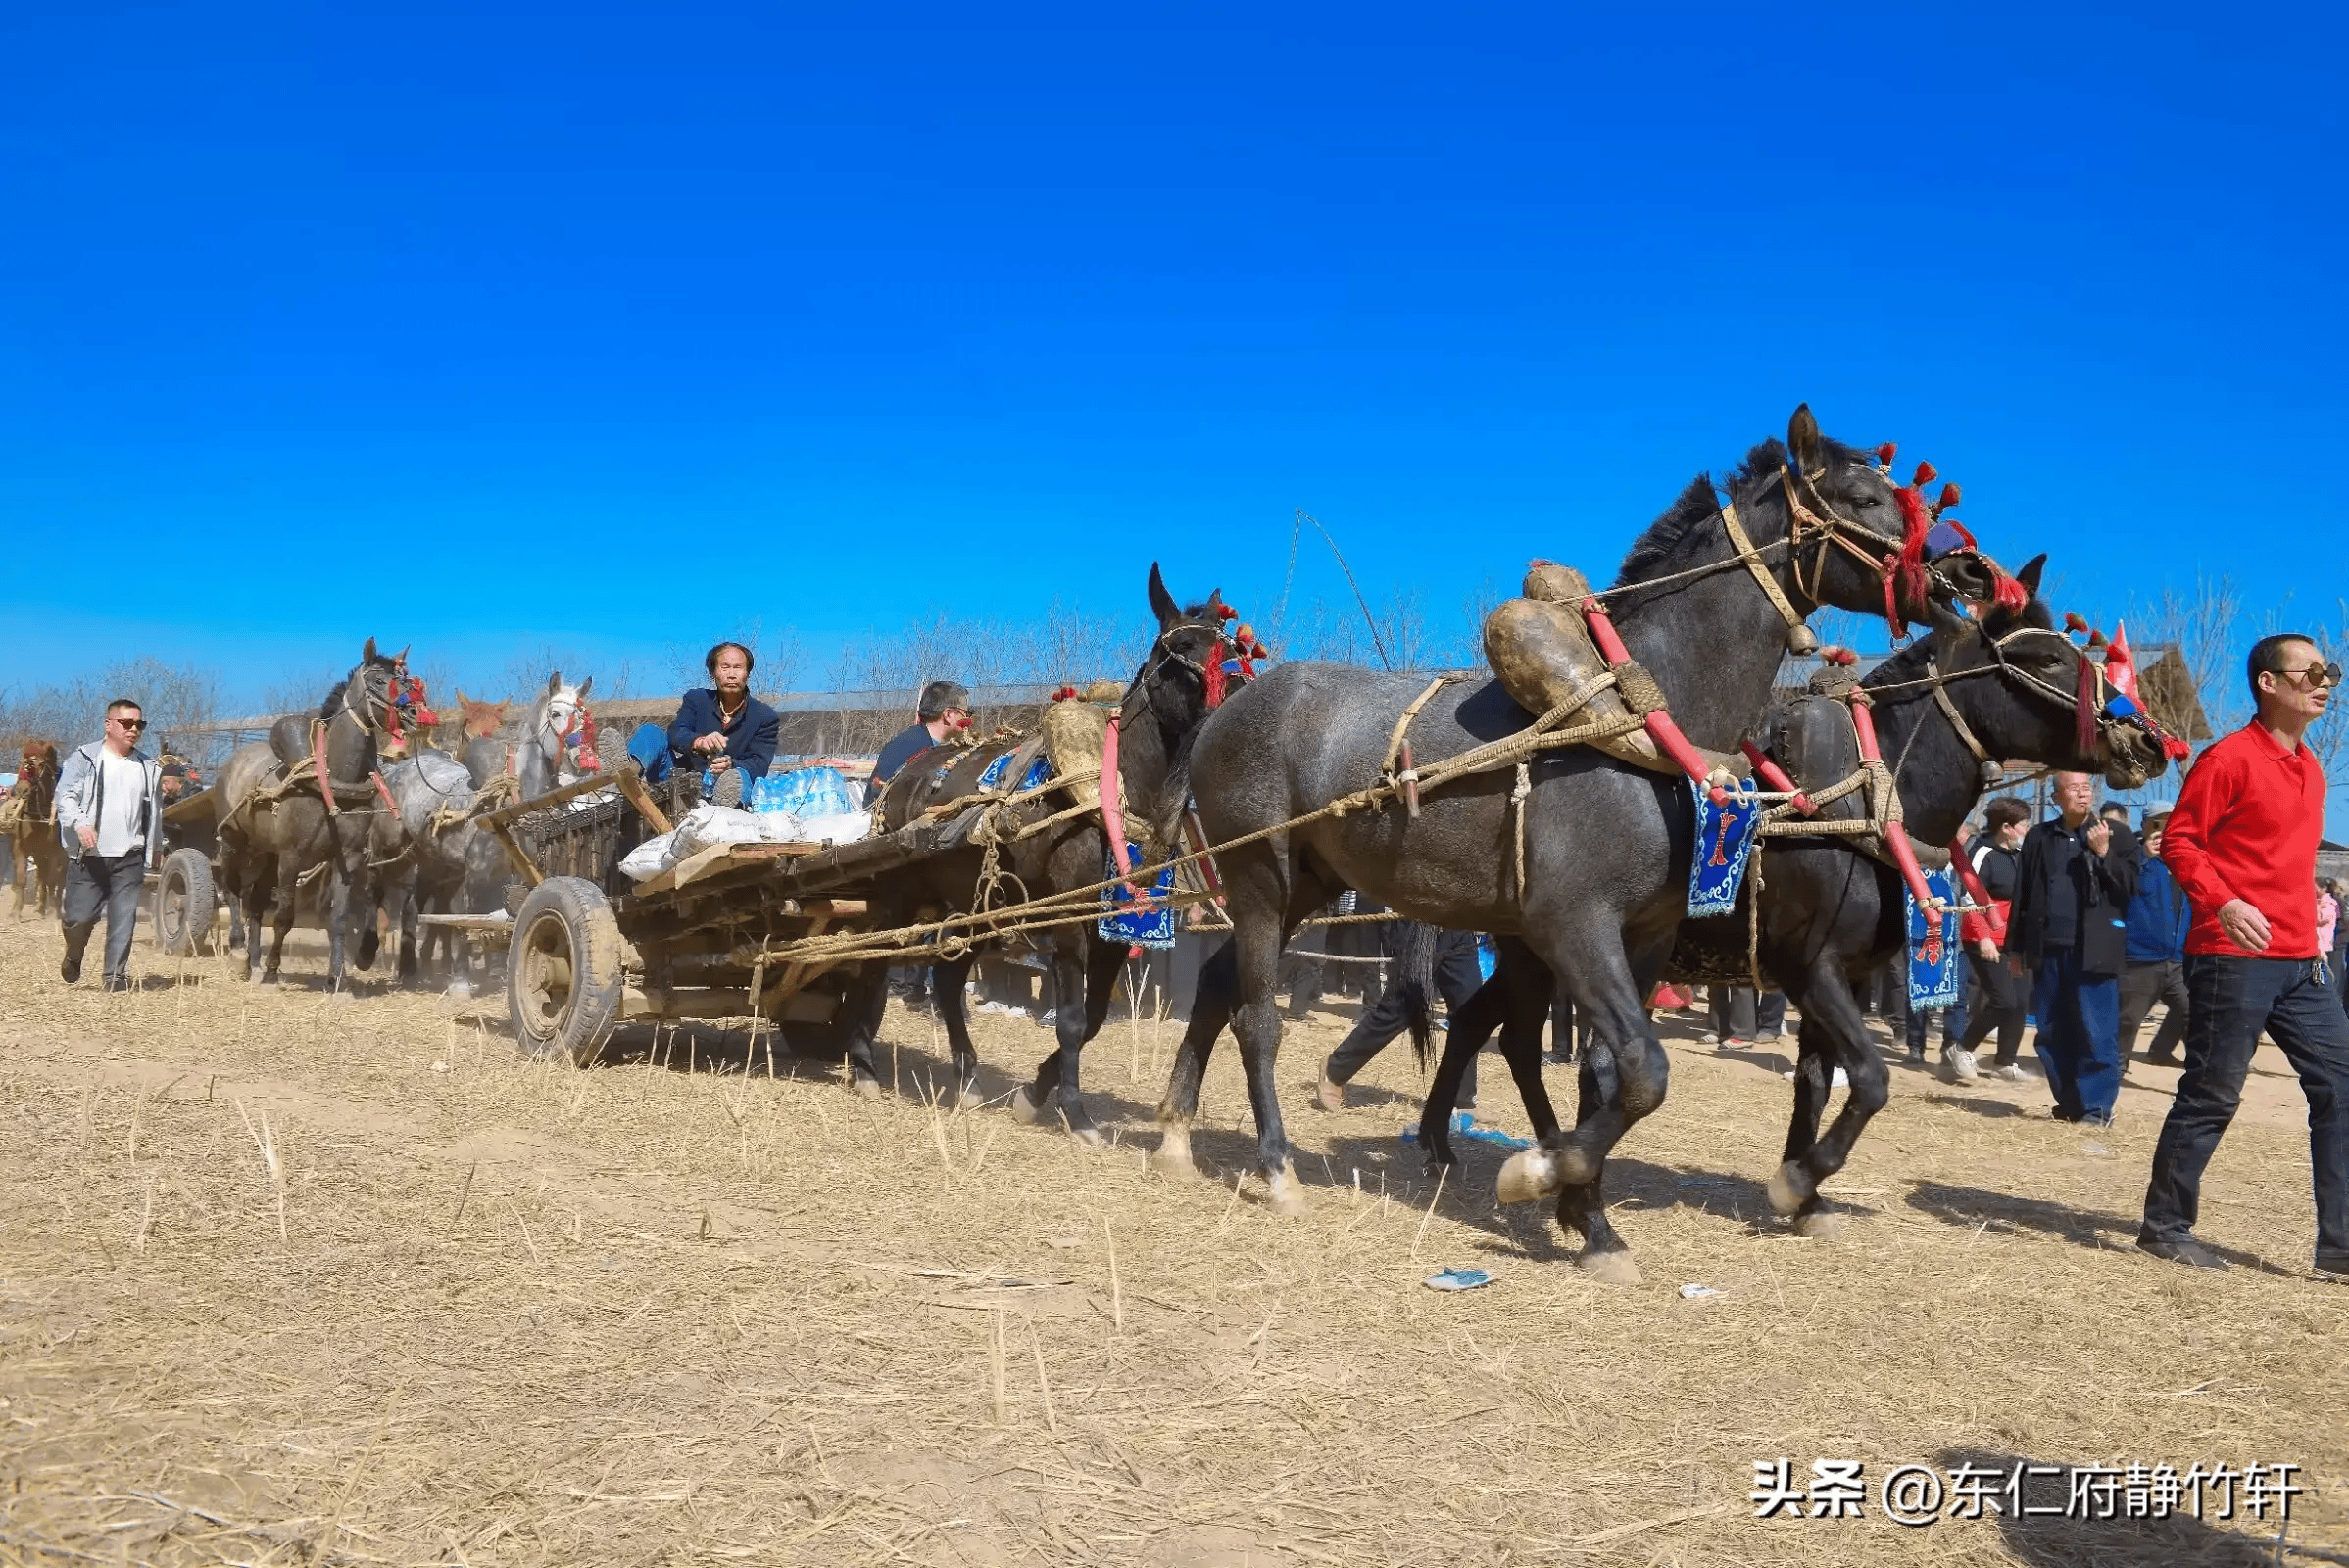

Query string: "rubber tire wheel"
[507, 875, 625, 1065]
[154, 847, 217, 956]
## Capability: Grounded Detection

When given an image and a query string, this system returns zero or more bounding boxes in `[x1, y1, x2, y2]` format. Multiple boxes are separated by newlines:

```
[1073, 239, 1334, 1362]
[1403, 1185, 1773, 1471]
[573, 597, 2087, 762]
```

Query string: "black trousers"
[2141, 954, 2349, 1267]
[1708, 986, 1787, 1040]
[1325, 931, 1488, 1101]
[1960, 952, 2030, 1066]
[2119, 958, 2189, 1061]
[62, 851, 145, 988]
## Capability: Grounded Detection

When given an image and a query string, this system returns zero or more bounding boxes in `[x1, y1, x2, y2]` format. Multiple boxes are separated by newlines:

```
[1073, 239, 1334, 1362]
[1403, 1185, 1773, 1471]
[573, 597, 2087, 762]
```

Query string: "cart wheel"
[154, 847, 218, 956]
[508, 876, 625, 1065]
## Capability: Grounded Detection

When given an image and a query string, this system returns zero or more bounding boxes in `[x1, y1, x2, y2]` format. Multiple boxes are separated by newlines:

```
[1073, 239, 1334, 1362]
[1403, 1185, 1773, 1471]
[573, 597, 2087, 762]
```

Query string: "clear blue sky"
[3, 5, 2343, 738]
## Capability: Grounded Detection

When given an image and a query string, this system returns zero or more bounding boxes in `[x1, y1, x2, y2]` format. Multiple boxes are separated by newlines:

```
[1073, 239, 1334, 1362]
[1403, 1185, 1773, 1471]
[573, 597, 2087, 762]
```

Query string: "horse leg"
[1019, 935, 1125, 1144]
[1768, 962, 1891, 1237]
[840, 961, 892, 1098]
[930, 953, 982, 1106]
[325, 868, 352, 994]
[1233, 864, 1327, 1216]
[1497, 917, 1671, 1281]
[1415, 967, 1517, 1167]
[1151, 936, 1238, 1182]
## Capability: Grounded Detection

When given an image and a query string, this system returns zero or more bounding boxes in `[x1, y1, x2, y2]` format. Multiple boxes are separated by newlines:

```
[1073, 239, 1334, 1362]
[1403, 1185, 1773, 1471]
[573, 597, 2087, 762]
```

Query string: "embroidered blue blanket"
[976, 749, 1053, 794]
[1906, 865, 1959, 1010]
[1099, 846, 1177, 949]
[1687, 783, 1763, 918]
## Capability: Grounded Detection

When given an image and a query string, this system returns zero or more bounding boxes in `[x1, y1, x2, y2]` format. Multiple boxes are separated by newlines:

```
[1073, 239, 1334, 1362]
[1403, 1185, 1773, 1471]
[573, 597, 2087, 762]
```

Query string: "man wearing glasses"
[54, 698, 166, 991]
[2140, 636, 2349, 1277]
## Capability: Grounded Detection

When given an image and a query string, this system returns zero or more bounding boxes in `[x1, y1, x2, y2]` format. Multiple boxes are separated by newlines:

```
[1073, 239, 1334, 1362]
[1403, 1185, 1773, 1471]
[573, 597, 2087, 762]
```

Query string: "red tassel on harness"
[1891, 484, 1934, 629]
[1202, 648, 1228, 709]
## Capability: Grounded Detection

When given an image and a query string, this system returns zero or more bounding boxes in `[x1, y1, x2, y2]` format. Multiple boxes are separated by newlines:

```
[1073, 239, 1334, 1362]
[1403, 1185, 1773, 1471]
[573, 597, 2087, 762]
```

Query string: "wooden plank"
[612, 765, 672, 835]
[473, 771, 614, 832]
[416, 913, 514, 932]
[488, 819, 545, 888]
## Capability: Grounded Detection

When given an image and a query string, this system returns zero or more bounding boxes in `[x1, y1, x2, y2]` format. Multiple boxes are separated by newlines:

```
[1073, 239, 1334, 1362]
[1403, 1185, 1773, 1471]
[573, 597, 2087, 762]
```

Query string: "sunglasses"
[113, 717, 147, 731]
[2277, 662, 2342, 689]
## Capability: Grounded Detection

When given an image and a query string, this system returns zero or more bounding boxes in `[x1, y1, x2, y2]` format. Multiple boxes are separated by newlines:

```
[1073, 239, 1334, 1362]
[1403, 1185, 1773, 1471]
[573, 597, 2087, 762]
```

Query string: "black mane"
[1610, 434, 1867, 590]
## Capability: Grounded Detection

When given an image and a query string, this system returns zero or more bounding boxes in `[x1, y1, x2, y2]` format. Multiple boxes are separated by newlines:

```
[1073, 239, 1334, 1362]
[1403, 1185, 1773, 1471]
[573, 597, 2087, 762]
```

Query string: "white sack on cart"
[618, 832, 680, 881]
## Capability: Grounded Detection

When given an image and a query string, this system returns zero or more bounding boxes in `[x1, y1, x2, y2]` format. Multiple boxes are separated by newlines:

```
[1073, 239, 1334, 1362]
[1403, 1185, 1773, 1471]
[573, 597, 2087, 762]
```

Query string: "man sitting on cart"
[638, 641, 780, 808]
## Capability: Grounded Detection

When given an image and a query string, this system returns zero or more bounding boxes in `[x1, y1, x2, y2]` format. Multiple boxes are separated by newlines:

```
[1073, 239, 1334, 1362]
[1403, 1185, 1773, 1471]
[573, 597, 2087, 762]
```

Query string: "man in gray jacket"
[55, 698, 165, 991]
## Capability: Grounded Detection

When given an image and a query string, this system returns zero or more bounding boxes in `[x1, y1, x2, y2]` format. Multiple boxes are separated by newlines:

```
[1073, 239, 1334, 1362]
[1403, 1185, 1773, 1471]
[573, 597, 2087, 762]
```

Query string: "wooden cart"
[471, 768, 986, 1065]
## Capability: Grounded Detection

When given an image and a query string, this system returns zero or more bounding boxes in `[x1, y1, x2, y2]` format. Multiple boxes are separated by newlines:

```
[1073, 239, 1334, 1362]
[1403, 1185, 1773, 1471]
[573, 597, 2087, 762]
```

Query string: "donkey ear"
[2016, 553, 2046, 595]
[576, 675, 593, 699]
[363, 636, 379, 662]
[454, 688, 470, 706]
[394, 644, 411, 667]
[544, 671, 562, 699]
[1787, 404, 1823, 474]
[1147, 562, 1180, 628]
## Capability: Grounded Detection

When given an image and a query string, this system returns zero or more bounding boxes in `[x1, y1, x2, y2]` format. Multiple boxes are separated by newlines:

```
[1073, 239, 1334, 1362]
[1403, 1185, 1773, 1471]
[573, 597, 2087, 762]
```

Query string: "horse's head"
[20, 741, 58, 782]
[456, 691, 509, 741]
[535, 671, 601, 780]
[1890, 554, 2174, 790]
[1772, 405, 2030, 640]
[1133, 562, 1258, 738]
[343, 637, 423, 759]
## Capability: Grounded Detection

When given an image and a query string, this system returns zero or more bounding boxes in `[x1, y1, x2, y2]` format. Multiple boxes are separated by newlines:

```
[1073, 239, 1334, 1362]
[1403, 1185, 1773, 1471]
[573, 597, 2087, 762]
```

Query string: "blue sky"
[2, 4, 2343, 771]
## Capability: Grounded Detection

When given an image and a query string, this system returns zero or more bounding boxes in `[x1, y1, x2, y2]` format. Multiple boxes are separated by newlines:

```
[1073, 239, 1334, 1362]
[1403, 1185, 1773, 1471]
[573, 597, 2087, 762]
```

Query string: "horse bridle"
[1705, 459, 2007, 652]
[1886, 624, 2168, 780]
[1125, 613, 1242, 730]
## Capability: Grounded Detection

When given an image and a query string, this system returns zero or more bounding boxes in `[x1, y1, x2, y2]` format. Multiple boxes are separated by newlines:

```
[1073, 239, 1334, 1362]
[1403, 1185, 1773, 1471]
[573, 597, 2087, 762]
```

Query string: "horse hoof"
[1314, 1074, 1345, 1113]
[1151, 1127, 1199, 1182]
[1577, 1249, 1643, 1287]
[1069, 1123, 1105, 1148]
[1496, 1149, 1562, 1205]
[1765, 1162, 1811, 1218]
[1266, 1168, 1309, 1218]
[850, 1075, 883, 1101]
[1792, 1209, 1846, 1240]
[444, 979, 473, 1000]
[1008, 1086, 1041, 1125]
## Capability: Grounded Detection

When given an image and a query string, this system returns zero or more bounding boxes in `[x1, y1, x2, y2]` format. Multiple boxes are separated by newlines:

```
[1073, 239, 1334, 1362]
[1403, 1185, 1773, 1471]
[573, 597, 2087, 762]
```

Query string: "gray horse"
[213, 640, 417, 990]
[1151, 408, 2008, 1274]
[1417, 561, 2173, 1257]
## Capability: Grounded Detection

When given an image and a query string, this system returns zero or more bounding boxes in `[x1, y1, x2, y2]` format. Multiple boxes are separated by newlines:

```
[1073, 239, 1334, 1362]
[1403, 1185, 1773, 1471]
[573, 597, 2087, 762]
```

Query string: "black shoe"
[2313, 1253, 2349, 1282]
[711, 768, 745, 808]
[2145, 1053, 2181, 1067]
[2049, 1106, 2081, 1122]
[60, 952, 81, 984]
[2137, 1236, 2228, 1271]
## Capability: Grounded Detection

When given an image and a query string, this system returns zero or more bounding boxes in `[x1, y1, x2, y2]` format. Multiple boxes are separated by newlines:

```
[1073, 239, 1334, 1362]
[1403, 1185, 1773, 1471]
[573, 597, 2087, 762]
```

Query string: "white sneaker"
[1753, 1030, 1781, 1044]
[1943, 1047, 1980, 1084]
[1995, 1062, 2028, 1082]
[1700, 1031, 1720, 1044]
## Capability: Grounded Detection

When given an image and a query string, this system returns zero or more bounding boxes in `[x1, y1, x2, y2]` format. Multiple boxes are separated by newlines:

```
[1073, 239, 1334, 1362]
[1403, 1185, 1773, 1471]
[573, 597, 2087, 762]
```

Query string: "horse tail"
[1397, 920, 1441, 1069]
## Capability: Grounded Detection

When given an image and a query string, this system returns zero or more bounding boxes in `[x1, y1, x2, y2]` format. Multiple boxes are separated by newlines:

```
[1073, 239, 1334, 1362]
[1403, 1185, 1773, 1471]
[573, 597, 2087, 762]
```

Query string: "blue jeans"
[2140, 953, 2349, 1266]
[626, 723, 673, 782]
[2031, 945, 2121, 1119]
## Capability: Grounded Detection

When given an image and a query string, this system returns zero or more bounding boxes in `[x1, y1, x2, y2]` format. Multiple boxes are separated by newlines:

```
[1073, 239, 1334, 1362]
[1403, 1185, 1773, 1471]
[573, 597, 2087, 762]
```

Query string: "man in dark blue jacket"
[2009, 771, 2139, 1125]
[665, 642, 780, 806]
[2120, 802, 2189, 1066]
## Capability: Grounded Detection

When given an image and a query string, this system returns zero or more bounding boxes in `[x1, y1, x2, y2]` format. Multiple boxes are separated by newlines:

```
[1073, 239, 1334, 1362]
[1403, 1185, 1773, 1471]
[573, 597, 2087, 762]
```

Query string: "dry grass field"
[1, 918, 2343, 1567]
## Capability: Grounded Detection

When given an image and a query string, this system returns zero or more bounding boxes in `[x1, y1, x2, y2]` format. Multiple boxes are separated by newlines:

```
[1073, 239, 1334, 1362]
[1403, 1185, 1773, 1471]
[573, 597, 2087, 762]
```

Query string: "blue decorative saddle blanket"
[1687, 782, 1764, 918]
[1906, 865, 1959, 1010]
[977, 749, 1054, 794]
[1099, 846, 1177, 949]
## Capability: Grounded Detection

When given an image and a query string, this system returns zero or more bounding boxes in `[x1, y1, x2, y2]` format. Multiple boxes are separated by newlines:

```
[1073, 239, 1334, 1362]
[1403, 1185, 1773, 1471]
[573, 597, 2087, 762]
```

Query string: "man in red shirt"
[2138, 634, 2347, 1275]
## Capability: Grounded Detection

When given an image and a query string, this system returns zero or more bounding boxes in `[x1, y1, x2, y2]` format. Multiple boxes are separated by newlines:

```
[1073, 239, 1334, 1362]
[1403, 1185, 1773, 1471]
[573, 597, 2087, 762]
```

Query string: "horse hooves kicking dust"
[1577, 1250, 1643, 1286]
[1496, 1143, 1597, 1205]
[1765, 1163, 1813, 1217]
[1791, 1209, 1847, 1240]
[1264, 1166, 1309, 1217]
[850, 1076, 883, 1101]
[1008, 1086, 1041, 1125]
